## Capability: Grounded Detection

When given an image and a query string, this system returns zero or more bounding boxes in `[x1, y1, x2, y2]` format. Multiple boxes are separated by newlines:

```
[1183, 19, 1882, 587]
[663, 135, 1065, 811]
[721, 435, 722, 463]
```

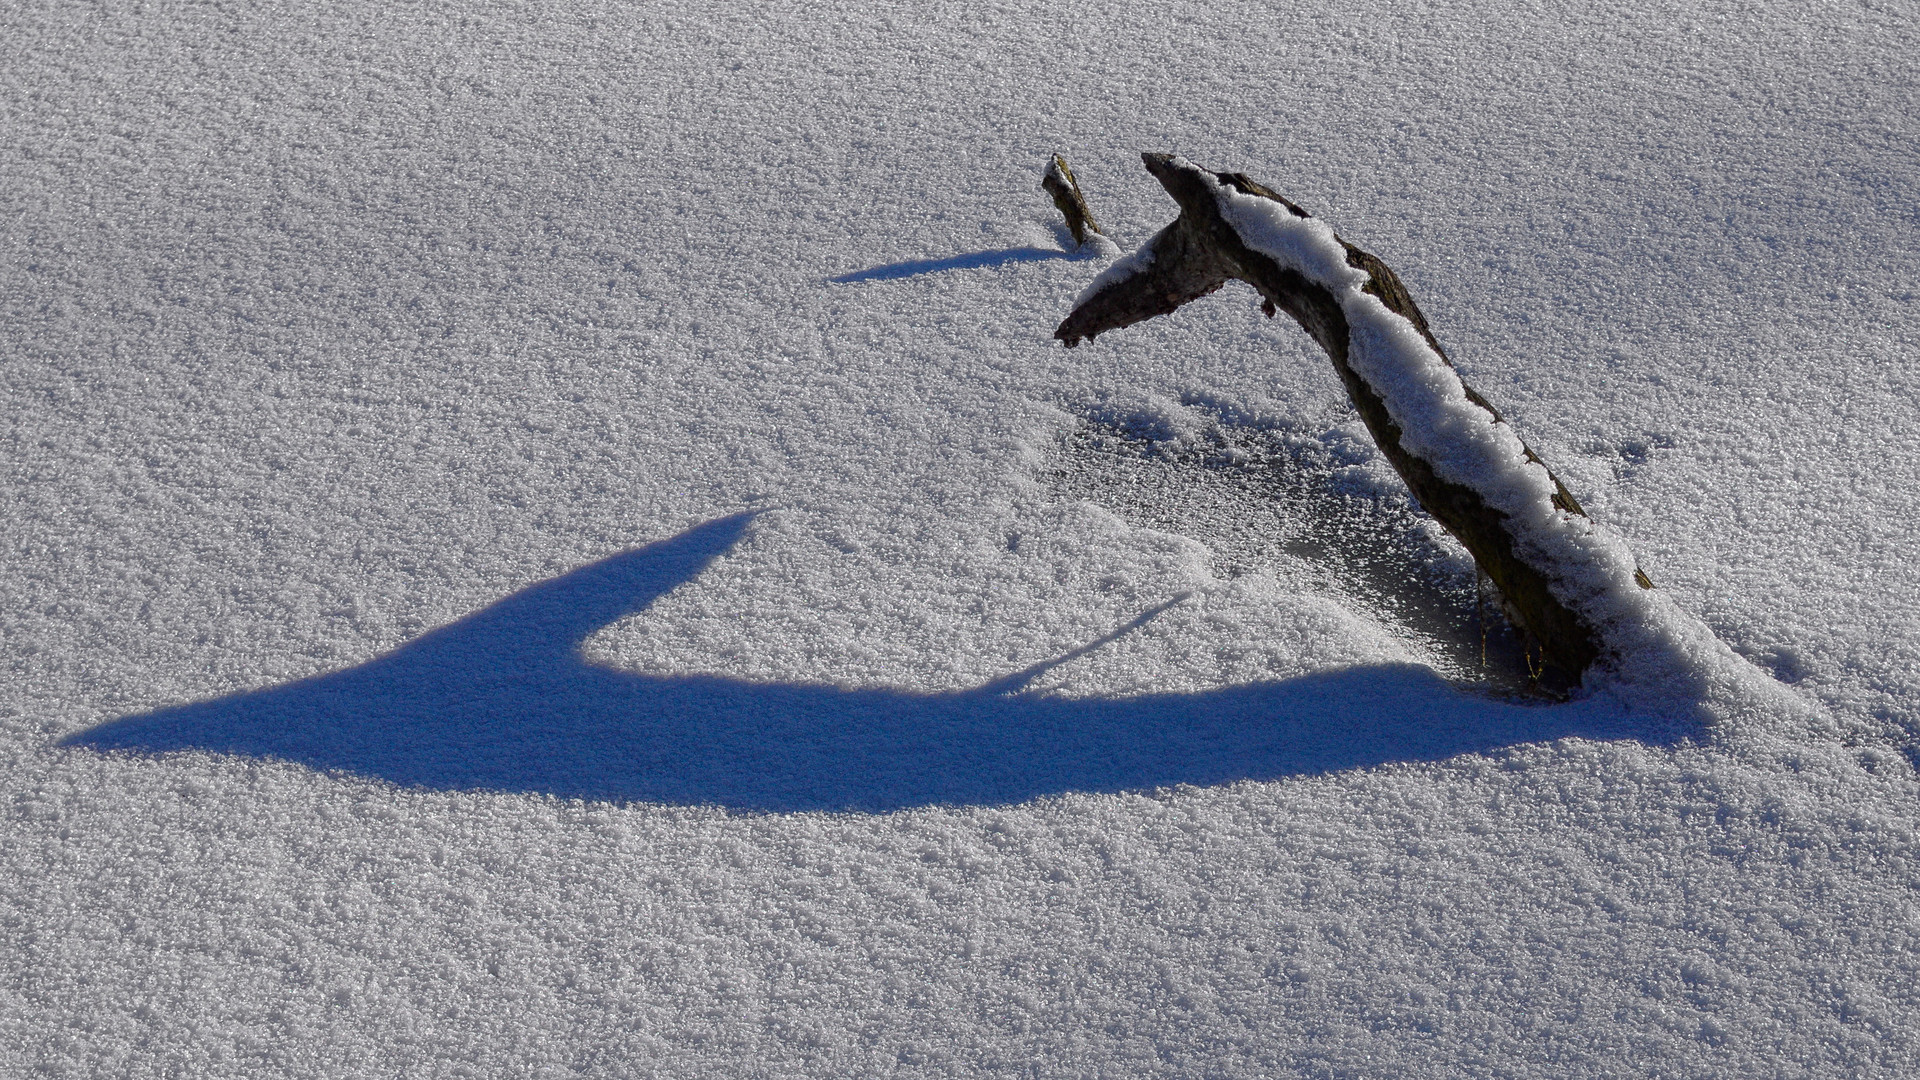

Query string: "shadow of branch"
[831, 246, 1079, 284]
[65, 516, 1693, 812]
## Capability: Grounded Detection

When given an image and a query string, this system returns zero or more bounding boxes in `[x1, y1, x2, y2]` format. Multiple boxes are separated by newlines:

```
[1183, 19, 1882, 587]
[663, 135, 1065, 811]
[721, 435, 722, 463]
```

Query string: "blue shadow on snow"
[831, 246, 1073, 283]
[67, 515, 1692, 812]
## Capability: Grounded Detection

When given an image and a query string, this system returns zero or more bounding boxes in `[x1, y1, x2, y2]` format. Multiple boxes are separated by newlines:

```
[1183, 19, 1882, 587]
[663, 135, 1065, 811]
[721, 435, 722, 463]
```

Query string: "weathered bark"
[1041, 154, 1103, 248]
[1057, 154, 1652, 683]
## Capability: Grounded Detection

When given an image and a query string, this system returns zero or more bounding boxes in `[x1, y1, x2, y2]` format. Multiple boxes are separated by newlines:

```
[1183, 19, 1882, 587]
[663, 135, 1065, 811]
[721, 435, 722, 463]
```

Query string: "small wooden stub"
[1042, 154, 1103, 248]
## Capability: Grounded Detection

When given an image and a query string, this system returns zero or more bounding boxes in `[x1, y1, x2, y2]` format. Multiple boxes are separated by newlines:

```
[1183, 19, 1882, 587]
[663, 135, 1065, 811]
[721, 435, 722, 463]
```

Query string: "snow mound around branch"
[1204, 164, 1819, 741]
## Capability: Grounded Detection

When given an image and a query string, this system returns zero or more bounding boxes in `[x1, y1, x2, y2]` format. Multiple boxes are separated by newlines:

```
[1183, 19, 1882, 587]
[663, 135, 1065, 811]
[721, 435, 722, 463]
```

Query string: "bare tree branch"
[1058, 154, 1655, 684]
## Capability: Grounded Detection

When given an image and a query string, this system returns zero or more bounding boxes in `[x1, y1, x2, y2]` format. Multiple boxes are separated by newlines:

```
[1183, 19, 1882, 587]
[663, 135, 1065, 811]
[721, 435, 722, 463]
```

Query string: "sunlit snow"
[5, 1, 1918, 1076]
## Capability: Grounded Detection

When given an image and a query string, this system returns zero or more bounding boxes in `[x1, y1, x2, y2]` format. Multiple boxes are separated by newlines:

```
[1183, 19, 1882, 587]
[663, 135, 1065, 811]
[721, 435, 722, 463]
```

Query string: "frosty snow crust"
[1202, 165, 1813, 734]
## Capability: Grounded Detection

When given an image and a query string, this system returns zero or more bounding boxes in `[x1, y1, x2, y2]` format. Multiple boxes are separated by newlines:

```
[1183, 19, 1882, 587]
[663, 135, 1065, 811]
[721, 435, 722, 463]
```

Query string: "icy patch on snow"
[1049, 402, 1547, 696]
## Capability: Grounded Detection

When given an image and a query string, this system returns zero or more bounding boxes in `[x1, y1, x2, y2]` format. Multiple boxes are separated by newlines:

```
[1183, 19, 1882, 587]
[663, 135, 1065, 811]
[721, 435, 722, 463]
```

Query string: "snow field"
[5, 0, 1920, 1075]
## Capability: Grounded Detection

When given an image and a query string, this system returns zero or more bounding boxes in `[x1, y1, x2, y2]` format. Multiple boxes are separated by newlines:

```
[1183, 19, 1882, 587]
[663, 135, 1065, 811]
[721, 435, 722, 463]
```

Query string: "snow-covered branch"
[1058, 154, 1658, 684]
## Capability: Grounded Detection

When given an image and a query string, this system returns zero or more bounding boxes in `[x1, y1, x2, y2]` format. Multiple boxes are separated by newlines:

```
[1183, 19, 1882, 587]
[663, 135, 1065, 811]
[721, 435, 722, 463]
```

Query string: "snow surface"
[5, 0, 1920, 1076]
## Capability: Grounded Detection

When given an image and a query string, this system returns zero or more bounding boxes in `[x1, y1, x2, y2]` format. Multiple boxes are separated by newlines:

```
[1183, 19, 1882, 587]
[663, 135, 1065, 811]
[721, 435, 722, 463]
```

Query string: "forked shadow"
[67, 515, 1692, 812]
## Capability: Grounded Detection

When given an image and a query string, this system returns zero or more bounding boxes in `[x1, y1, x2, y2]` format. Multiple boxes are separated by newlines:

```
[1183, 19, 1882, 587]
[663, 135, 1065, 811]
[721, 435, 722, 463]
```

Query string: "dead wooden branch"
[1042, 154, 1103, 248]
[1057, 154, 1654, 684]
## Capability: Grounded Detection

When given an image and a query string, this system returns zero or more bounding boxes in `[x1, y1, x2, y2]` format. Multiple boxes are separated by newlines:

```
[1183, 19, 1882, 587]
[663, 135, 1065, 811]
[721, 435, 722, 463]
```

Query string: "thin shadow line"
[831, 246, 1072, 283]
[975, 592, 1193, 697]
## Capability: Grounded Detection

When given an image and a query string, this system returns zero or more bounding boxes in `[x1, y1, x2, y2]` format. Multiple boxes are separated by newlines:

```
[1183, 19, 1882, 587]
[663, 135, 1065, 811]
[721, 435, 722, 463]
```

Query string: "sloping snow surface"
[5, 1, 1920, 1075]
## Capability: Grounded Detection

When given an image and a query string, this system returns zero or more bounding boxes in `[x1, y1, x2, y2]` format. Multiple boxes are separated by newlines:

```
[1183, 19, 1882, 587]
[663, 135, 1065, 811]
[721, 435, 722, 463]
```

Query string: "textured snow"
[5, 0, 1920, 1076]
